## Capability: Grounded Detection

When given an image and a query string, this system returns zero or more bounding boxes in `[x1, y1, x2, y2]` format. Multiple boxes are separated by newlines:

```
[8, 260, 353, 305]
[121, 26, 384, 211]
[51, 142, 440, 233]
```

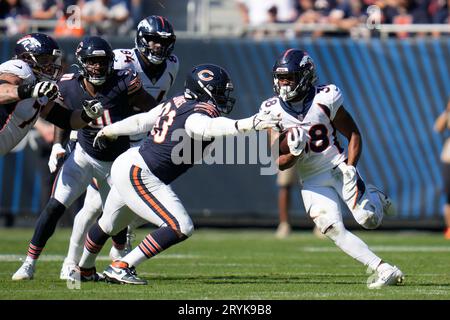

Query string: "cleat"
[368, 265, 404, 289]
[103, 261, 147, 285]
[367, 184, 396, 217]
[275, 222, 291, 239]
[12, 261, 35, 280]
[109, 246, 127, 261]
[60, 261, 76, 280]
[69, 266, 104, 282]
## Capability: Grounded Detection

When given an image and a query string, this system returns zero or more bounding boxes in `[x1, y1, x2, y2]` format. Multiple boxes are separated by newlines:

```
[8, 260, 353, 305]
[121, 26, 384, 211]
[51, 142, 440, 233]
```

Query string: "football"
[278, 129, 291, 155]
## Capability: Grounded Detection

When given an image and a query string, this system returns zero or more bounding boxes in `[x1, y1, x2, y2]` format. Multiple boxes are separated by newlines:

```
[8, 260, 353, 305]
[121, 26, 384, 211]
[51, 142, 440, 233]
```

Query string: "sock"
[111, 227, 127, 250]
[27, 198, 66, 261]
[325, 222, 382, 270]
[122, 227, 185, 268]
[79, 222, 110, 269]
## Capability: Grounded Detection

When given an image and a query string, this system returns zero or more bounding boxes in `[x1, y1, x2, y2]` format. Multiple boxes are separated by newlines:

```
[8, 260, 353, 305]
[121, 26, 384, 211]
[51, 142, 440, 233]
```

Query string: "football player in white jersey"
[263, 49, 404, 289]
[0, 33, 104, 155]
[51, 16, 180, 280]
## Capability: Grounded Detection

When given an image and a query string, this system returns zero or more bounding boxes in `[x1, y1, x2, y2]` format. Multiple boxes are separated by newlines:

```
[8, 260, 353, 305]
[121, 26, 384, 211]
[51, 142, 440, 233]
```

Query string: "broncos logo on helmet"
[14, 33, 62, 82]
[135, 15, 176, 65]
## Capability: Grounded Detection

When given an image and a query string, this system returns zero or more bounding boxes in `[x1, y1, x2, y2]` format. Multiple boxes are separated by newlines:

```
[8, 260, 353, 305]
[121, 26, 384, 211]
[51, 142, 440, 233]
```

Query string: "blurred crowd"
[0, 0, 144, 36]
[0, 0, 448, 38]
[237, 0, 449, 37]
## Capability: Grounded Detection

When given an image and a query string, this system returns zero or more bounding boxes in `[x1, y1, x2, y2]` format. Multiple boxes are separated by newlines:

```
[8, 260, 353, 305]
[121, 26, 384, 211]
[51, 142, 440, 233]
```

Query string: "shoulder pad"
[259, 96, 281, 111]
[0, 59, 35, 85]
[315, 84, 343, 119]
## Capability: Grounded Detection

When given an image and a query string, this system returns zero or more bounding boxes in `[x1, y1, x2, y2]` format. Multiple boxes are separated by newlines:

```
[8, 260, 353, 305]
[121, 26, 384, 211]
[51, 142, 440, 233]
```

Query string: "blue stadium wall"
[1, 36, 449, 227]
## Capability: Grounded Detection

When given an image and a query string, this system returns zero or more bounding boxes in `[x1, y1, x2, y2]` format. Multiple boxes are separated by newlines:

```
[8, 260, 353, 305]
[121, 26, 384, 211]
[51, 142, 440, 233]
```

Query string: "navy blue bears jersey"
[57, 69, 143, 161]
[139, 94, 220, 184]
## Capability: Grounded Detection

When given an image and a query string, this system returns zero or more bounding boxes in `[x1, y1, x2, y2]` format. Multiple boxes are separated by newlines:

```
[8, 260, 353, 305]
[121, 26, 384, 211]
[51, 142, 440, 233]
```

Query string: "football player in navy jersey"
[51, 16, 180, 280]
[71, 64, 281, 284]
[0, 33, 104, 155]
[12, 36, 157, 281]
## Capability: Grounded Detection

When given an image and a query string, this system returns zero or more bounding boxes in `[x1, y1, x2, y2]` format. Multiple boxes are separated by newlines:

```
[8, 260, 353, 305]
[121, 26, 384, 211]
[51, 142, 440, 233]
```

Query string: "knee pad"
[324, 222, 346, 241]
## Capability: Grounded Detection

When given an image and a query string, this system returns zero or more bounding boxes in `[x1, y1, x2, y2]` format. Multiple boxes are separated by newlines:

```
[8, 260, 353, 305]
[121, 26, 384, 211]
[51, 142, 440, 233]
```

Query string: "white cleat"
[12, 261, 35, 280]
[60, 261, 76, 280]
[368, 184, 396, 217]
[275, 222, 291, 239]
[109, 246, 127, 261]
[368, 265, 404, 289]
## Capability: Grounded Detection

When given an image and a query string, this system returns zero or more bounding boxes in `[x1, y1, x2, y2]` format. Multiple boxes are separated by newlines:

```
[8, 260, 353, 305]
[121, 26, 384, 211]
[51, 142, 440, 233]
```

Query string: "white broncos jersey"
[113, 48, 179, 144]
[260, 84, 347, 180]
[0, 59, 47, 155]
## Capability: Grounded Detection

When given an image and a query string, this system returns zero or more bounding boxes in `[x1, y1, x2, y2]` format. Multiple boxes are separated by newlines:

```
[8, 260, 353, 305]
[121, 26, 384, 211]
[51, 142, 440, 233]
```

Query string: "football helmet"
[75, 36, 114, 86]
[184, 64, 235, 114]
[273, 49, 317, 101]
[14, 33, 62, 82]
[135, 15, 176, 65]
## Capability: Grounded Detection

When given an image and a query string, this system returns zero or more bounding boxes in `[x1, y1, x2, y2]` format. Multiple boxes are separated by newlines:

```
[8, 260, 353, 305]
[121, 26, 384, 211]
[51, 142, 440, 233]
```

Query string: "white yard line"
[0, 254, 198, 262]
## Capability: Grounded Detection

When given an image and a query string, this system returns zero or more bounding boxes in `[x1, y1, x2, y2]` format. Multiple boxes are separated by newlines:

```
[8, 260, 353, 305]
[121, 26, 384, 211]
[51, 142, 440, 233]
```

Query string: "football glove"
[82, 99, 104, 122]
[32, 81, 59, 101]
[93, 126, 117, 150]
[287, 127, 307, 156]
[252, 110, 282, 130]
[48, 143, 66, 173]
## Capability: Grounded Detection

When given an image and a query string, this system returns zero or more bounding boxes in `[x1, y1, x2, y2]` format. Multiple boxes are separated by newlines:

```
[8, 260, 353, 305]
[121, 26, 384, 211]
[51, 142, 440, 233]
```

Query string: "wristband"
[17, 84, 34, 99]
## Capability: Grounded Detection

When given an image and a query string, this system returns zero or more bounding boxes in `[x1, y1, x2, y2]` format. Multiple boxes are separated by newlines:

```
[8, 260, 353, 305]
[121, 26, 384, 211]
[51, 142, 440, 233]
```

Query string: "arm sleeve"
[185, 113, 239, 140]
[103, 103, 163, 137]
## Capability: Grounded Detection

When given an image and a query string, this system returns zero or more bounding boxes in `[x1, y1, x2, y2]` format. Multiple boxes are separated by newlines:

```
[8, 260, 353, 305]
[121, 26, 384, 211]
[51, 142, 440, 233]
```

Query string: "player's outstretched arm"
[41, 99, 104, 130]
[185, 110, 282, 140]
[92, 103, 165, 149]
[0, 74, 59, 105]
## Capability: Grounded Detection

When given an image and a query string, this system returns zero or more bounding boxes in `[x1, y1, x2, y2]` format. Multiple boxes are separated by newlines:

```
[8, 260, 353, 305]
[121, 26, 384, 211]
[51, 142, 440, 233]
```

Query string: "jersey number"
[91, 110, 112, 128]
[151, 103, 176, 143]
[307, 124, 329, 153]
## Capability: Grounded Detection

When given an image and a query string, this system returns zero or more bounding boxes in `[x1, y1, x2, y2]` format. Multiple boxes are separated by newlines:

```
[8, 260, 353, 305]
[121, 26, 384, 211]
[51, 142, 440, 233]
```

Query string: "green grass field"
[0, 228, 449, 300]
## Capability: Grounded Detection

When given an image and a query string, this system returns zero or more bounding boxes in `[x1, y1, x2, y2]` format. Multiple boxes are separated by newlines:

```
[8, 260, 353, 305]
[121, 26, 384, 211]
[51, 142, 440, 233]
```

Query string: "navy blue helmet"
[135, 15, 176, 65]
[184, 64, 235, 114]
[14, 33, 62, 82]
[75, 36, 114, 86]
[273, 49, 317, 101]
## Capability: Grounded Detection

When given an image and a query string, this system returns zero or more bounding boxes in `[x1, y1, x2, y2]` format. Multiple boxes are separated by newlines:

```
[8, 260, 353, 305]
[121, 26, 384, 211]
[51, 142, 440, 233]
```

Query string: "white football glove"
[48, 143, 66, 173]
[236, 110, 282, 132]
[337, 162, 358, 203]
[32, 81, 59, 101]
[287, 127, 307, 156]
[252, 110, 282, 130]
[82, 99, 104, 121]
[93, 126, 117, 150]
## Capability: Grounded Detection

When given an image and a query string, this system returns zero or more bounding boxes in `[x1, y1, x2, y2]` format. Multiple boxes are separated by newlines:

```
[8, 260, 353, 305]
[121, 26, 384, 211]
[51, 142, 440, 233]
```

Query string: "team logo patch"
[197, 69, 214, 81]
[300, 55, 312, 67]
[17, 36, 42, 51]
